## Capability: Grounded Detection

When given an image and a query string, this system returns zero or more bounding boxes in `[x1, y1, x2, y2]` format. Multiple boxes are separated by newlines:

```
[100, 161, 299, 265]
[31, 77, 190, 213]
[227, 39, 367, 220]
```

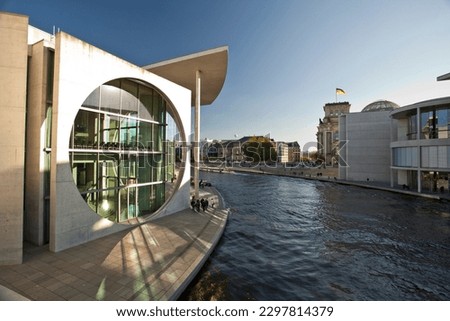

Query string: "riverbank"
[201, 164, 450, 201]
[0, 187, 228, 301]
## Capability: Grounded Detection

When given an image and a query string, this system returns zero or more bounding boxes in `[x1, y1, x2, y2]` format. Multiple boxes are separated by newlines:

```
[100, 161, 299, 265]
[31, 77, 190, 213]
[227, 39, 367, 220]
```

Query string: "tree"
[242, 140, 277, 163]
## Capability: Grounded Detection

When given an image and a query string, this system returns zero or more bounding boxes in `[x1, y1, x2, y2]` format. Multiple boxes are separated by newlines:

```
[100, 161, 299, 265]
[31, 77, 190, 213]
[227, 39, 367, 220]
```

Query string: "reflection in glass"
[69, 78, 179, 222]
[420, 107, 450, 139]
[101, 81, 121, 114]
[407, 113, 417, 140]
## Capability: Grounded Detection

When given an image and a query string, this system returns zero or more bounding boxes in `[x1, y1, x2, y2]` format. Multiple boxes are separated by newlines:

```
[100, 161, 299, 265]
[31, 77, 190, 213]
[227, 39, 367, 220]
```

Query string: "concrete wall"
[0, 12, 28, 264]
[397, 170, 408, 185]
[338, 115, 347, 179]
[341, 111, 393, 183]
[24, 40, 51, 246]
[397, 118, 408, 141]
[50, 32, 191, 252]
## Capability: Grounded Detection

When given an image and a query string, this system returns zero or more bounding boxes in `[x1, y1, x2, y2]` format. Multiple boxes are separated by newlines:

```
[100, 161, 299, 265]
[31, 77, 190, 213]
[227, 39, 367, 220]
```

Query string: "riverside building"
[339, 100, 399, 183]
[0, 12, 228, 265]
[390, 92, 450, 193]
[317, 102, 351, 166]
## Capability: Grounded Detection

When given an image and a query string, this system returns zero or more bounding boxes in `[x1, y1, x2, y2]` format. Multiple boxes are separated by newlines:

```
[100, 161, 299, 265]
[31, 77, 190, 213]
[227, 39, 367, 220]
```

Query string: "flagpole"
[335, 88, 346, 102]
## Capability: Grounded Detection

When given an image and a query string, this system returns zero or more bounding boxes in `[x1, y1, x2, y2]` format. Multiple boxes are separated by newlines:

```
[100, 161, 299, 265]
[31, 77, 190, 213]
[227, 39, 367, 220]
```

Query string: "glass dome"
[361, 100, 400, 112]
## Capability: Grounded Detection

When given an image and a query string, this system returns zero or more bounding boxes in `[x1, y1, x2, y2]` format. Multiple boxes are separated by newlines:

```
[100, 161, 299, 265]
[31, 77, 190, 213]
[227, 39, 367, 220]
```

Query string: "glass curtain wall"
[69, 79, 169, 222]
[420, 106, 450, 139]
[407, 113, 417, 140]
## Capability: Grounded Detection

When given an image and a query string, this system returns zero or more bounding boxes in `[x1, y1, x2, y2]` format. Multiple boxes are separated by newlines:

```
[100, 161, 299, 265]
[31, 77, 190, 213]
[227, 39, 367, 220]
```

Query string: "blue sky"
[3, 0, 450, 147]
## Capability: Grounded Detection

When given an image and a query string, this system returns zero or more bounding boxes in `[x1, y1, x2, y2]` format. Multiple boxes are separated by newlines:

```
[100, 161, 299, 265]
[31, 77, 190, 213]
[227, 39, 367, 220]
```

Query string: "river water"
[181, 171, 450, 301]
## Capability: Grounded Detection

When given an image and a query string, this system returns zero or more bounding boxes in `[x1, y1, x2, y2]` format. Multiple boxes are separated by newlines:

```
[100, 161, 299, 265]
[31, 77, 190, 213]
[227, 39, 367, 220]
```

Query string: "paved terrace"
[0, 187, 228, 301]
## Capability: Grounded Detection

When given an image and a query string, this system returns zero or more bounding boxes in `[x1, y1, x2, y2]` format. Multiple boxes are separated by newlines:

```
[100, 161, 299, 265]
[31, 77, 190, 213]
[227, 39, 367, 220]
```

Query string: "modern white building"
[339, 100, 399, 183]
[0, 12, 228, 265]
[390, 94, 450, 193]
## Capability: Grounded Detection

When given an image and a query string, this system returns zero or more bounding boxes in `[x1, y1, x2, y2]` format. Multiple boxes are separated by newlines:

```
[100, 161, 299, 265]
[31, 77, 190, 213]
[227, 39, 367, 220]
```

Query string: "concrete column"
[194, 70, 201, 198]
[417, 169, 422, 193]
[390, 168, 394, 188]
[0, 13, 28, 264]
[416, 106, 421, 193]
[390, 118, 394, 187]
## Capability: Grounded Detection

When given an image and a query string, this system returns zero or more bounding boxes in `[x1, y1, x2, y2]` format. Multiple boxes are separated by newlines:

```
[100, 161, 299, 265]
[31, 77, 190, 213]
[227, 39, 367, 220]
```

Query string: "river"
[181, 171, 450, 300]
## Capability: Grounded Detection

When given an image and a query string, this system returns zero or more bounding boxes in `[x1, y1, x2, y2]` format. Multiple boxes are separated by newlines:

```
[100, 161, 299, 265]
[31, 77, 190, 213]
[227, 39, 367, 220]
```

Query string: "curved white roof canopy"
[437, 72, 450, 81]
[143, 46, 228, 106]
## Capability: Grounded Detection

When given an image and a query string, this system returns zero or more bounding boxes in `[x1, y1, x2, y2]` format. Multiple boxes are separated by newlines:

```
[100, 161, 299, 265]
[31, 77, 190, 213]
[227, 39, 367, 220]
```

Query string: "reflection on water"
[181, 172, 450, 300]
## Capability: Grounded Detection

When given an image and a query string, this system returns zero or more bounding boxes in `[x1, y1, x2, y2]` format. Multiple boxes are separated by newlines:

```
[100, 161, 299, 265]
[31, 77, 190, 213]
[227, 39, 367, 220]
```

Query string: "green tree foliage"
[242, 141, 277, 163]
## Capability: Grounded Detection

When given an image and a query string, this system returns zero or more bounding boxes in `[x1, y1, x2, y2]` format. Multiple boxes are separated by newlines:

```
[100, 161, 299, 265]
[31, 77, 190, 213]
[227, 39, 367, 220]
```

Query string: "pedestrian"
[190, 196, 196, 210]
[195, 199, 201, 212]
[200, 198, 206, 211]
[202, 198, 209, 211]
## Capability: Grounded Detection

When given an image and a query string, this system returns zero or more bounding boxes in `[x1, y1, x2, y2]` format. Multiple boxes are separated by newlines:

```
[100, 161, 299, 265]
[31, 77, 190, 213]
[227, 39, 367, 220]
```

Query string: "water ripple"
[182, 172, 450, 300]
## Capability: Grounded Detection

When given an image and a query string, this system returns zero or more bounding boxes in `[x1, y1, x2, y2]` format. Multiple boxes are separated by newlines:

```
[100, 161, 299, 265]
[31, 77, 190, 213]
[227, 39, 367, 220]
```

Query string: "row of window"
[83, 79, 166, 122]
[71, 109, 166, 151]
[81, 183, 165, 222]
[406, 107, 450, 139]
[393, 146, 450, 169]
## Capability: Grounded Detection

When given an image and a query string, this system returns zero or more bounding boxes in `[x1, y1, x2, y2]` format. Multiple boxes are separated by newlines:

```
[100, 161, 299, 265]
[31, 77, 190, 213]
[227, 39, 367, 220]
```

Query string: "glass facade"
[69, 79, 173, 222]
[420, 171, 450, 193]
[393, 147, 418, 167]
[404, 105, 450, 140]
[393, 146, 450, 169]
[393, 102, 450, 194]
[407, 113, 417, 140]
[420, 107, 450, 139]
[421, 146, 450, 169]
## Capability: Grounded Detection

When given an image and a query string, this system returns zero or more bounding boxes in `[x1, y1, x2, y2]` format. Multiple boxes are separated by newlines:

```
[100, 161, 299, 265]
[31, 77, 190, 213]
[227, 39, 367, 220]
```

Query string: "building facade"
[390, 96, 450, 193]
[339, 100, 399, 183]
[203, 139, 244, 163]
[203, 136, 277, 164]
[317, 102, 351, 166]
[287, 142, 301, 163]
[277, 141, 301, 164]
[277, 142, 289, 163]
[0, 12, 227, 265]
[0, 12, 28, 265]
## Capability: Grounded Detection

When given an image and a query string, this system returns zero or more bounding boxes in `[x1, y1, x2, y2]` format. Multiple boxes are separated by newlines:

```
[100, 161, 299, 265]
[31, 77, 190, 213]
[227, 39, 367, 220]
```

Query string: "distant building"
[277, 141, 301, 164]
[287, 142, 301, 163]
[203, 139, 244, 162]
[339, 100, 400, 183]
[317, 102, 351, 166]
[277, 142, 289, 163]
[204, 136, 279, 163]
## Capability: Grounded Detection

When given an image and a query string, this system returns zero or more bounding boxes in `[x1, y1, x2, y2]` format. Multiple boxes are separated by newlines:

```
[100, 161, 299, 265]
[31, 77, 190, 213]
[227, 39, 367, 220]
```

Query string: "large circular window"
[69, 79, 183, 222]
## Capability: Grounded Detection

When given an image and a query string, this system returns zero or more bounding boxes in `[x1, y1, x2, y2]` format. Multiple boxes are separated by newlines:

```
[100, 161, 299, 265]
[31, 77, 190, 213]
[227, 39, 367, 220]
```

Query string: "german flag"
[336, 88, 346, 95]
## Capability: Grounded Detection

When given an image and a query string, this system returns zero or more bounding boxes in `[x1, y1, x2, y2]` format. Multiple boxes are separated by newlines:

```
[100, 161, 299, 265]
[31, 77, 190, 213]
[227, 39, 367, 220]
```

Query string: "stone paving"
[0, 187, 228, 301]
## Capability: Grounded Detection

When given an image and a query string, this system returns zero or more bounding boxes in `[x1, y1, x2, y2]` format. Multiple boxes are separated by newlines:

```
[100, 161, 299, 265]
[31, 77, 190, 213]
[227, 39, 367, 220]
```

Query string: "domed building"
[361, 100, 400, 112]
[338, 100, 400, 183]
